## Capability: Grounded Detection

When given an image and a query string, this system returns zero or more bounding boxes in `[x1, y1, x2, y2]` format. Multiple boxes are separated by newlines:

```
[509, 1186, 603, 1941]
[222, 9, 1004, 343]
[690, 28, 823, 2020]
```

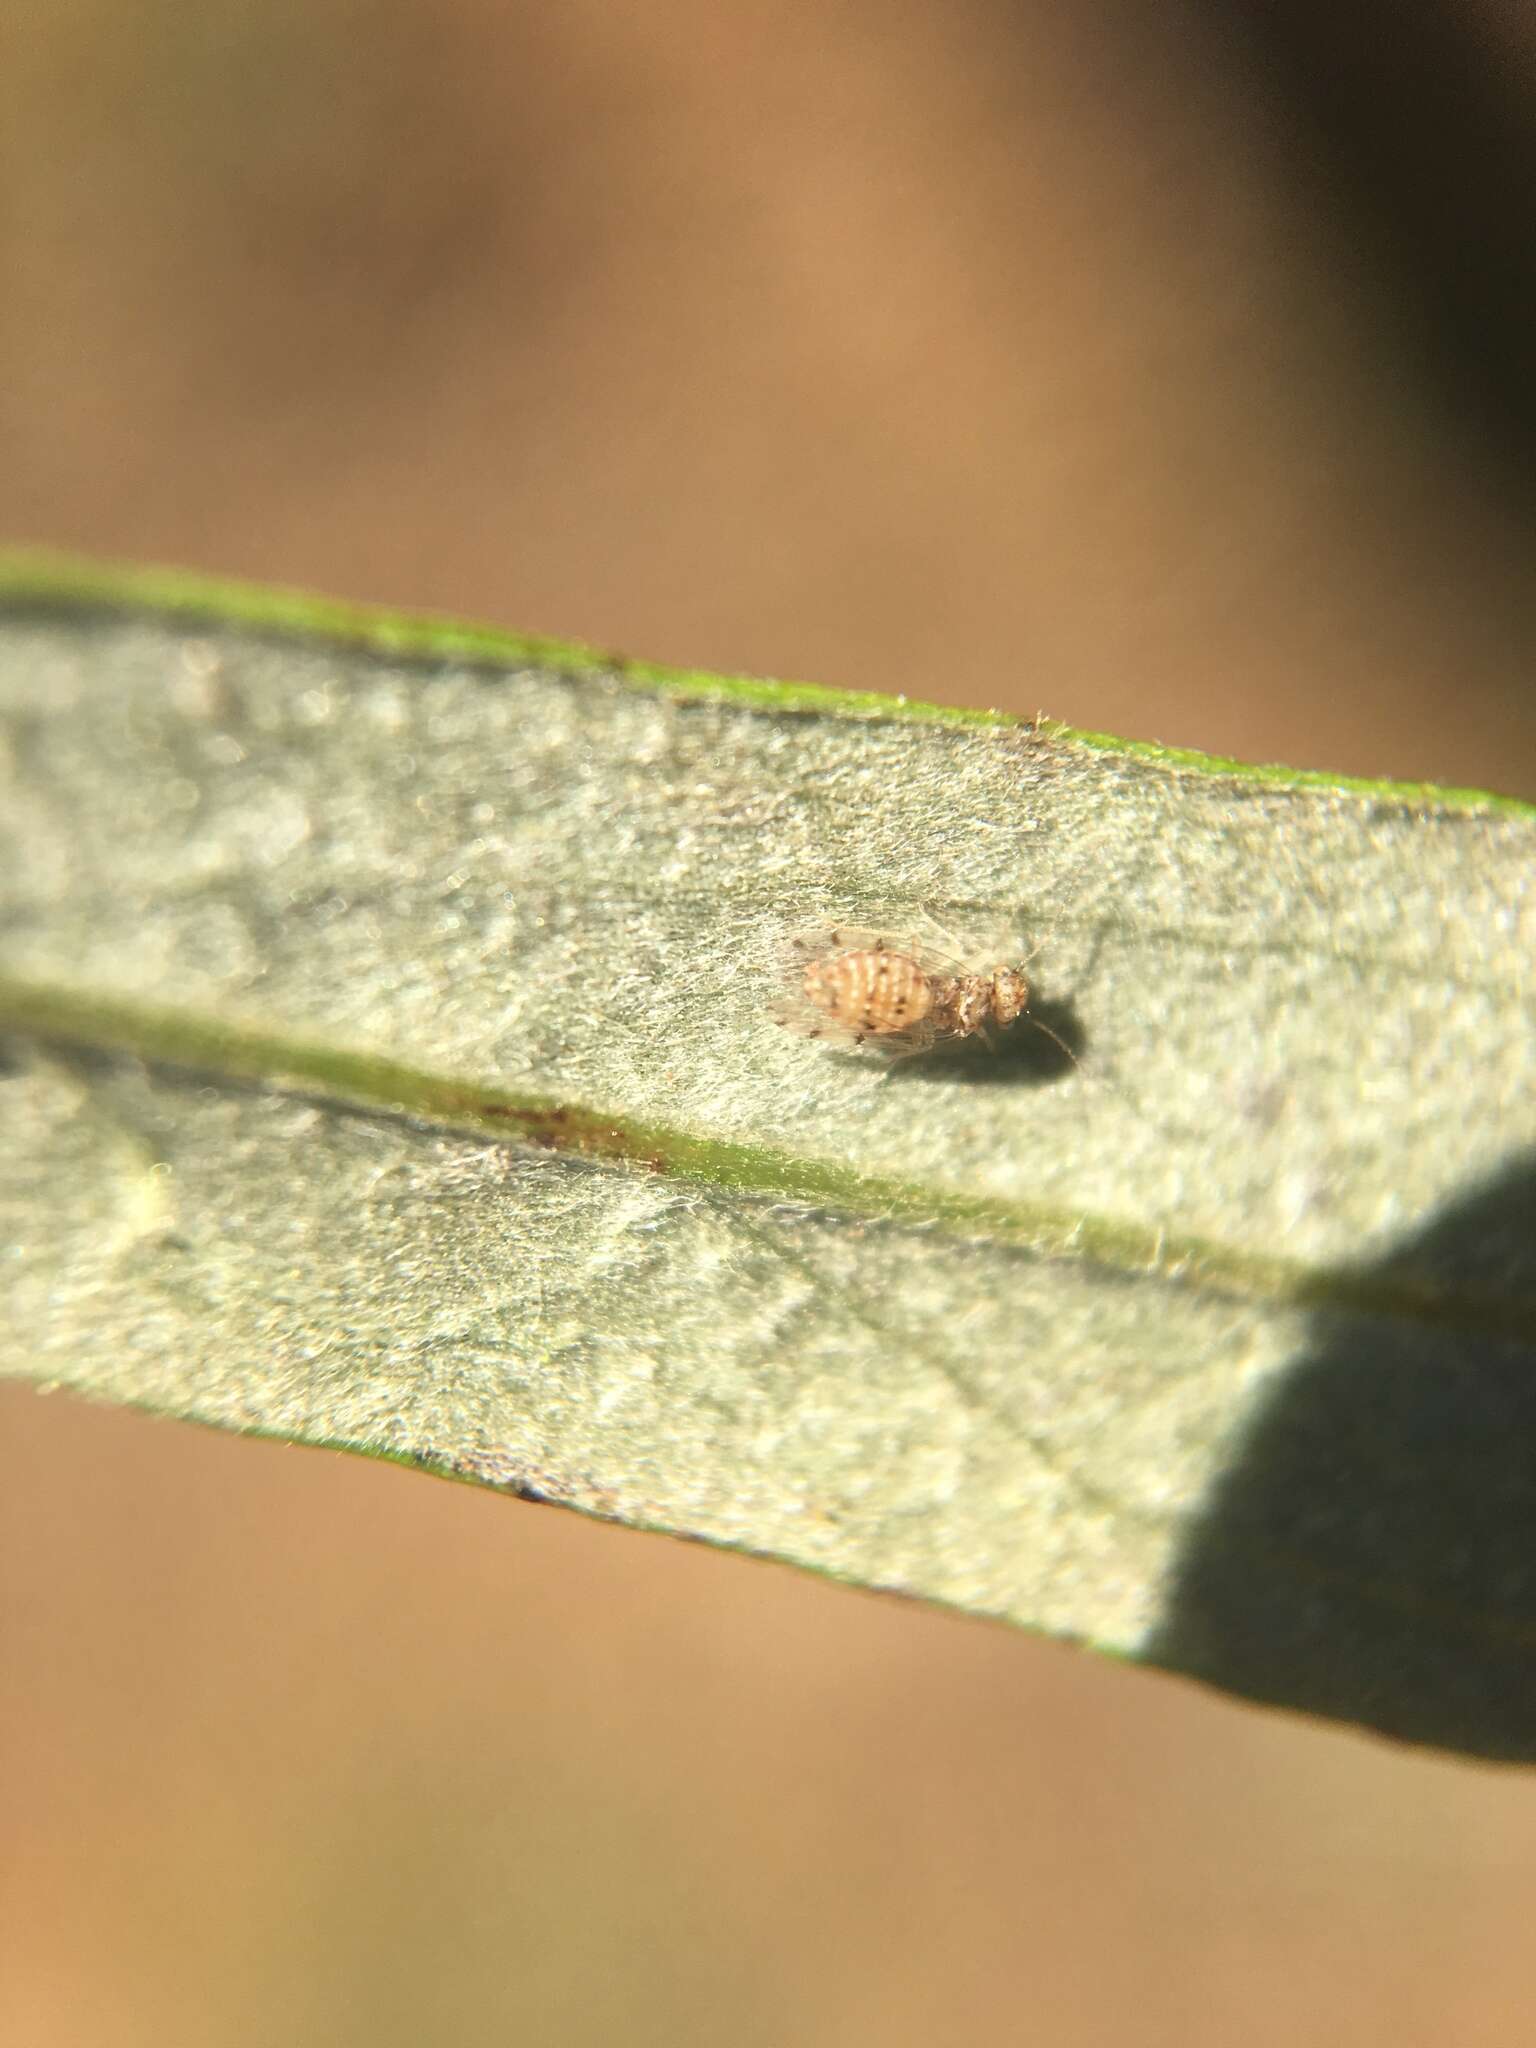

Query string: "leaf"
[3, 551, 1535, 1761]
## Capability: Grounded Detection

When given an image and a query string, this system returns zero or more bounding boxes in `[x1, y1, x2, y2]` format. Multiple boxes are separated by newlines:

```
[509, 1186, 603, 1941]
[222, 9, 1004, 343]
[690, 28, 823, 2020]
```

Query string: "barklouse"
[782, 926, 1057, 1058]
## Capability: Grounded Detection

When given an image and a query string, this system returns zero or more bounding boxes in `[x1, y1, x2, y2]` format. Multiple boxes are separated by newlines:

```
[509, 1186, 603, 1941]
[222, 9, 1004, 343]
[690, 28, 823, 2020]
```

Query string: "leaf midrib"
[4, 970, 1529, 1346]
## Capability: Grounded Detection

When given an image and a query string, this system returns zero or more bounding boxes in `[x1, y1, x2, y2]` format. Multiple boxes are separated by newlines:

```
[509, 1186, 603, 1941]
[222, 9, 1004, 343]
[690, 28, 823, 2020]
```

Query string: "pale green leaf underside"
[3, 557, 1535, 1760]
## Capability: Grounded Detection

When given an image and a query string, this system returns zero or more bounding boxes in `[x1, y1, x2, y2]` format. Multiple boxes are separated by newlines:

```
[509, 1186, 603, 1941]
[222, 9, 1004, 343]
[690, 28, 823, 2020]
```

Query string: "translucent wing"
[773, 925, 941, 1052]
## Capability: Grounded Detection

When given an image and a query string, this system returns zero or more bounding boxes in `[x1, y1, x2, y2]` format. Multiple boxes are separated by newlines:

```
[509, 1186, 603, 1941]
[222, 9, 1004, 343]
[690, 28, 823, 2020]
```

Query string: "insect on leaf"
[3, 551, 1536, 1761]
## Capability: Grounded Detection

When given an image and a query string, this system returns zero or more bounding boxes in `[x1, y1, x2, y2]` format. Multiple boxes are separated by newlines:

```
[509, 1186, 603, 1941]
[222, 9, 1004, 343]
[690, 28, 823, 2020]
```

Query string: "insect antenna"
[1020, 1006, 1079, 1070]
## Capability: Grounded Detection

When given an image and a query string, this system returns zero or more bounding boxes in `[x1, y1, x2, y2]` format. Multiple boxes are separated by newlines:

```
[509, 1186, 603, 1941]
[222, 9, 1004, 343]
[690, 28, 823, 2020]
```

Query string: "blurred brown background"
[4, 1, 1536, 2042]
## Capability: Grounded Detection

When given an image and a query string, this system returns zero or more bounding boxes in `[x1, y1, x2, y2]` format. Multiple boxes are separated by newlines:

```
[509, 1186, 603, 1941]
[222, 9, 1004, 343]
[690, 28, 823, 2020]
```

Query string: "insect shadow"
[879, 989, 1087, 1087]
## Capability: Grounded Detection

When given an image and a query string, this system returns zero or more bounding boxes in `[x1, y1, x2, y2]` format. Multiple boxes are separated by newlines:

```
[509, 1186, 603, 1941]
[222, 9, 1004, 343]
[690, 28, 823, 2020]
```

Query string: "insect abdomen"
[804, 948, 935, 1037]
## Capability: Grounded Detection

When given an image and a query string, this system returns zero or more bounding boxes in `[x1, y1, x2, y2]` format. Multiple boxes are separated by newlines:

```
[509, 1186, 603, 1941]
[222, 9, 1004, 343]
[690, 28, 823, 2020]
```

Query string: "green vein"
[3, 972, 1531, 1346]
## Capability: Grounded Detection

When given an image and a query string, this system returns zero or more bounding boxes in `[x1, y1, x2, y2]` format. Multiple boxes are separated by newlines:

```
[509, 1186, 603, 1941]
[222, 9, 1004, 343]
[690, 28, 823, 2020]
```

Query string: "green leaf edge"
[5, 973, 1531, 1349]
[1, 547, 1529, 816]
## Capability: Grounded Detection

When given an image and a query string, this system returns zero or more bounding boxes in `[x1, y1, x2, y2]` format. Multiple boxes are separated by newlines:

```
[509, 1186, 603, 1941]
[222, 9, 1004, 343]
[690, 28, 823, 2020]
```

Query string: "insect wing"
[775, 926, 944, 1051]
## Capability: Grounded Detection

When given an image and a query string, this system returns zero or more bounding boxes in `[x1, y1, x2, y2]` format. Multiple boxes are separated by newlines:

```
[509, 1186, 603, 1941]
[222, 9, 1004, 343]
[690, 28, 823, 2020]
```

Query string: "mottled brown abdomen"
[802, 946, 936, 1038]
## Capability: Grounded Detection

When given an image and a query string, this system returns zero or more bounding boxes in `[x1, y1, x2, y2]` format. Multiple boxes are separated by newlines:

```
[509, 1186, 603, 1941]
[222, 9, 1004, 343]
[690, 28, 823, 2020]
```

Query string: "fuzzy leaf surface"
[3, 557, 1534, 1759]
